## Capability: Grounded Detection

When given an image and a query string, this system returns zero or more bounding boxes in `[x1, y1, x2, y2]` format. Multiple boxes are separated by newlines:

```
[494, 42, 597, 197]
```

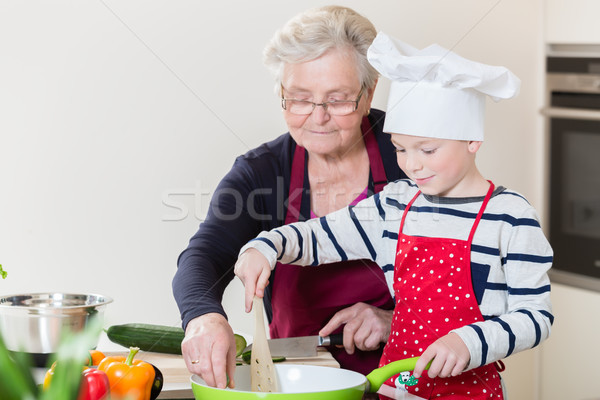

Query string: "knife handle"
[319, 333, 343, 346]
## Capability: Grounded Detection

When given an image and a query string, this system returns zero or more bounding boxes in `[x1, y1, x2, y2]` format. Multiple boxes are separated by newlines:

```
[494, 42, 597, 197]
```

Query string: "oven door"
[546, 109, 600, 290]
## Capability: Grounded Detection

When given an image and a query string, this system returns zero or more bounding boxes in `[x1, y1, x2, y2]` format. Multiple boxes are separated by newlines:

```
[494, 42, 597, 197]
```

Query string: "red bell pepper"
[78, 368, 110, 400]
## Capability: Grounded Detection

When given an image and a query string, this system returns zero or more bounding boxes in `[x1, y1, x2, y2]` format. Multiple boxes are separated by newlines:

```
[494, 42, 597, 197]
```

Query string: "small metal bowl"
[0, 292, 112, 366]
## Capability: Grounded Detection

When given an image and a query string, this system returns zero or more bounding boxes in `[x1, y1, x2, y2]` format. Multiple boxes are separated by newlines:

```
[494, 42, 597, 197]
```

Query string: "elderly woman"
[172, 5, 405, 389]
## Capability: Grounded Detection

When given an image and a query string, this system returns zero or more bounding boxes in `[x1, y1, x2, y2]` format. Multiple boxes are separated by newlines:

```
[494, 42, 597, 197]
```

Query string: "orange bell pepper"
[87, 349, 106, 366]
[97, 347, 155, 400]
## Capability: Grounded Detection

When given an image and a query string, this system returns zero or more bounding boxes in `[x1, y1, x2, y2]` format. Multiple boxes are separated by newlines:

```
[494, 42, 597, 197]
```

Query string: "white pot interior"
[192, 364, 367, 393]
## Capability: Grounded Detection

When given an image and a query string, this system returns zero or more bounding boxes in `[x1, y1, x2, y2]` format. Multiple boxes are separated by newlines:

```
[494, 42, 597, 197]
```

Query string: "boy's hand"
[234, 248, 272, 313]
[413, 332, 470, 379]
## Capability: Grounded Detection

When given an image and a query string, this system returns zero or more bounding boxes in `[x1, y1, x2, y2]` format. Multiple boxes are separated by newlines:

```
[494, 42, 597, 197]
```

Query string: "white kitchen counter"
[32, 333, 424, 400]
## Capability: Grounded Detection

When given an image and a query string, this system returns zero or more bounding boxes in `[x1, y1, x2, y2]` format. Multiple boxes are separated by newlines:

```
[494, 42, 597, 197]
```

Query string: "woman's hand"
[234, 248, 272, 312]
[413, 332, 470, 379]
[181, 313, 237, 389]
[318, 302, 393, 354]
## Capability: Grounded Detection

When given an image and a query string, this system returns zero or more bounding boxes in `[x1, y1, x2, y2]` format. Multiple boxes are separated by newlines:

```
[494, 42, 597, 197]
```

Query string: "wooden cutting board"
[105, 348, 340, 399]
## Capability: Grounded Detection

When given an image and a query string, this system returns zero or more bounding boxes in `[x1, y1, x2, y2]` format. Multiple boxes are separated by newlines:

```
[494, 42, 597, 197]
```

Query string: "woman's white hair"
[263, 5, 378, 93]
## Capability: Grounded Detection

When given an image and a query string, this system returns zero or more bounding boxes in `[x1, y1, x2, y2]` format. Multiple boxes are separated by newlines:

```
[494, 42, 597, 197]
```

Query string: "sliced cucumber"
[240, 350, 286, 364]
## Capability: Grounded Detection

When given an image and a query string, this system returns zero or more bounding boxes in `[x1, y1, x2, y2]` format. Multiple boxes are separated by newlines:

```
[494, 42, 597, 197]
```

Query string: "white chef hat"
[367, 32, 521, 141]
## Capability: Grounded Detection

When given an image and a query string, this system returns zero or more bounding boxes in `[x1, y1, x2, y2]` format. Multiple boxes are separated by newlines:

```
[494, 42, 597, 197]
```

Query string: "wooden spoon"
[250, 296, 278, 392]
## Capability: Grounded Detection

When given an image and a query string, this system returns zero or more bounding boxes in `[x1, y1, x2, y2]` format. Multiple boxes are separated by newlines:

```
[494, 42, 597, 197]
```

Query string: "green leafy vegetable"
[0, 316, 103, 400]
[0, 336, 38, 400]
[0, 264, 7, 279]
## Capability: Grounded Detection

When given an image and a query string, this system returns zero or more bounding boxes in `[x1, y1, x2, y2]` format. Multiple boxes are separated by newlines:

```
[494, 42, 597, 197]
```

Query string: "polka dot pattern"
[379, 189, 503, 399]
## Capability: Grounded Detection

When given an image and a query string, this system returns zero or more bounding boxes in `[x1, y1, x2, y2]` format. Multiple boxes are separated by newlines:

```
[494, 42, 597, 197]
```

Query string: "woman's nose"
[310, 103, 331, 123]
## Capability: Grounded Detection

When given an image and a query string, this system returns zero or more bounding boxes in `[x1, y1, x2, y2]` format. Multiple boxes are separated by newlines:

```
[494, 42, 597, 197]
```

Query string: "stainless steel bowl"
[0, 293, 112, 365]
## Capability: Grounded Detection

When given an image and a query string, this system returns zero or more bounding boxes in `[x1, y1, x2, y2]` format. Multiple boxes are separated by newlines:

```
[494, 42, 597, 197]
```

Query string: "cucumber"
[106, 323, 248, 356]
[107, 323, 185, 354]
[234, 334, 247, 357]
[240, 350, 286, 364]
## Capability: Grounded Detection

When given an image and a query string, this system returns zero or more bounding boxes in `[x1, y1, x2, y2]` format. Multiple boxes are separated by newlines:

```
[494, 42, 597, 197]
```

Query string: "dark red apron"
[379, 182, 503, 399]
[269, 117, 395, 375]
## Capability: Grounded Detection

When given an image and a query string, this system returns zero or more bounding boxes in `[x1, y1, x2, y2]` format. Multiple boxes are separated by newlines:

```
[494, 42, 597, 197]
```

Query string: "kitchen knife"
[241, 333, 343, 358]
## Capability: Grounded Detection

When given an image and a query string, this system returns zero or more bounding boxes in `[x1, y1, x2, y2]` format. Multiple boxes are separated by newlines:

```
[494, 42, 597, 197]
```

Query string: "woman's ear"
[467, 141, 482, 153]
[364, 79, 378, 112]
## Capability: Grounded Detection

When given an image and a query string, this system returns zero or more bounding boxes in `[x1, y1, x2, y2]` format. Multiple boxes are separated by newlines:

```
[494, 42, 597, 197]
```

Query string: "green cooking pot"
[191, 356, 422, 399]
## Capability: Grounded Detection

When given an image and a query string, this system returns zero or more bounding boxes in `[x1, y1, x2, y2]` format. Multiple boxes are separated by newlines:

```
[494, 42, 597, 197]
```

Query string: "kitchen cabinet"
[545, 0, 600, 43]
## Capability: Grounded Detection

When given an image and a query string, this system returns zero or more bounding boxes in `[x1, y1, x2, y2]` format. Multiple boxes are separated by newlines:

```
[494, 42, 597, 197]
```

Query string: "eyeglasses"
[280, 85, 364, 116]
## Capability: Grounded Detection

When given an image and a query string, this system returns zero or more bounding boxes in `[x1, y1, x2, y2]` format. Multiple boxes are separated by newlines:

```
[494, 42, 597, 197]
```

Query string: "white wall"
[545, 0, 600, 44]
[1, 1, 546, 398]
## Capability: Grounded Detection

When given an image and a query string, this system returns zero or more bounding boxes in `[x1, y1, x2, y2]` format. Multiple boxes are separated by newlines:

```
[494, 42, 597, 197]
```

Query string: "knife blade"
[241, 333, 343, 358]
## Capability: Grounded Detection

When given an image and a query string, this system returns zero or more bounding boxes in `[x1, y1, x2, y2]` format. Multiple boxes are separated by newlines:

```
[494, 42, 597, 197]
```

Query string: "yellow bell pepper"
[42, 362, 56, 390]
[97, 347, 154, 400]
[43, 361, 87, 389]
[43, 362, 110, 400]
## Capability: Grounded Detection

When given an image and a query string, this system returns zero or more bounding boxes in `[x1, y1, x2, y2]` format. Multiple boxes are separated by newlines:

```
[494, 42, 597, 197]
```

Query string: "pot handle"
[365, 356, 432, 393]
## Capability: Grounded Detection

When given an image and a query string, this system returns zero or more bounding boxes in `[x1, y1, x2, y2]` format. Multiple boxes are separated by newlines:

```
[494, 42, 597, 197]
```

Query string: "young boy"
[234, 32, 553, 399]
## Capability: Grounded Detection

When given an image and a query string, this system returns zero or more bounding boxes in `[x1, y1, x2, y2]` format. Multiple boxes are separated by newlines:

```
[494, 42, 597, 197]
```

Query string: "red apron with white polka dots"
[379, 182, 503, 399]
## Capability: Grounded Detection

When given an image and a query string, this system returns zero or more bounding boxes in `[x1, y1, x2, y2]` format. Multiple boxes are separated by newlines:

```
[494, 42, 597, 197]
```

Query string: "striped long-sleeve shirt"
[240, 179, 553, 371]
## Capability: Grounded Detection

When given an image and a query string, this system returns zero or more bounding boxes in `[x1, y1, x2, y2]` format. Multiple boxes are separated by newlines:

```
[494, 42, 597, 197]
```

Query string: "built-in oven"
[543, 44, 600, 292]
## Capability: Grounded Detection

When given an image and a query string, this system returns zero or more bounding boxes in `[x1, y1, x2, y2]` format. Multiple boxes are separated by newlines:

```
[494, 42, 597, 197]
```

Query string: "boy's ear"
[467, 141, 482, 153]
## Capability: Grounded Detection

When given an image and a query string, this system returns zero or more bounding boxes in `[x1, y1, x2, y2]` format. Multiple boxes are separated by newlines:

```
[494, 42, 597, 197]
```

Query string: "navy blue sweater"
[172, 109, 404, 329]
